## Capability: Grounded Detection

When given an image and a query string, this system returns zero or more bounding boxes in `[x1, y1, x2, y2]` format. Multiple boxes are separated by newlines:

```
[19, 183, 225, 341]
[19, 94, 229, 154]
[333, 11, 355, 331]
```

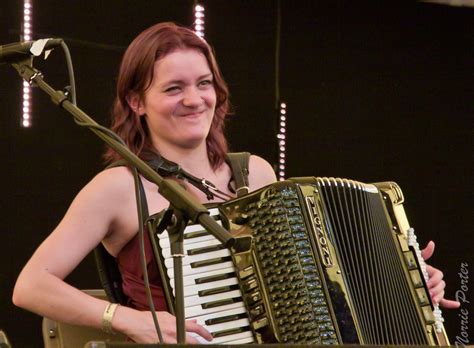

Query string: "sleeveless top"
[116, 229, 168, 311]
[113, 152, 250, 311]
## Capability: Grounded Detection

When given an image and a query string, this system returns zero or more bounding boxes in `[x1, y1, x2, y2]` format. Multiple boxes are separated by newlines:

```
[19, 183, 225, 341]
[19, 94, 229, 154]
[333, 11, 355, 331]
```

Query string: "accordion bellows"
[151, 177, 450, 345]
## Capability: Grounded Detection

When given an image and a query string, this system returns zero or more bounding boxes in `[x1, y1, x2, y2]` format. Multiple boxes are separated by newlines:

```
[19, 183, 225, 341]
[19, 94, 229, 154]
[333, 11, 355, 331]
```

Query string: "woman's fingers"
[439, 298, 461, 309]
[185, 319, 213, 341]
[421, 240, 435, 261]
[426, 265, 443, 288]
[429, 281, 446, 303]
[423, 265, 461, 309]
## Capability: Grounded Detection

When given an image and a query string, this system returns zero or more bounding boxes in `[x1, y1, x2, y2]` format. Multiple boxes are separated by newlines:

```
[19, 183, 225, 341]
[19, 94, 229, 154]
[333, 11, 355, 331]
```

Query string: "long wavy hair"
[104, 22, 230, 169]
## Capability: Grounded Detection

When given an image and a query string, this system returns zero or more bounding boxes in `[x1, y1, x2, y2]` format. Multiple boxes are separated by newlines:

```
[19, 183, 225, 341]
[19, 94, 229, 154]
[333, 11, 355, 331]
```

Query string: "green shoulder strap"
[106, 151, 251, 214]
[225, 152, 251, 197]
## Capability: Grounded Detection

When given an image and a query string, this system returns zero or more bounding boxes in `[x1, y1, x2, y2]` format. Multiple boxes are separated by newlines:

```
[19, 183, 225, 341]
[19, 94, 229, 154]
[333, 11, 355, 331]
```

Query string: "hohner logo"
[306, 196, 333, 267]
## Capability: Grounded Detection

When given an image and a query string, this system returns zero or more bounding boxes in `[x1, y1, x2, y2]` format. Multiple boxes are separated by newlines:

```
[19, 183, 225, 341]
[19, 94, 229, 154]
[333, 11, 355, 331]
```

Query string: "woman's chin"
[177, 135, 208, 150]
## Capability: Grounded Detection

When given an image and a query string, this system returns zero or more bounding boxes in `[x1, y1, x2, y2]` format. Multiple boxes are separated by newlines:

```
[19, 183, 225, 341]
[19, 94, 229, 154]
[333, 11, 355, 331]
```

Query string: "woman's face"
[135, 48, 217, 152]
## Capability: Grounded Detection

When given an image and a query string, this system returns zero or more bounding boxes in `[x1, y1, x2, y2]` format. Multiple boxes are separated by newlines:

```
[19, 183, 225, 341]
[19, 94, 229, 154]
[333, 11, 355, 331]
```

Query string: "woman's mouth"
[179, 110, 204, 118]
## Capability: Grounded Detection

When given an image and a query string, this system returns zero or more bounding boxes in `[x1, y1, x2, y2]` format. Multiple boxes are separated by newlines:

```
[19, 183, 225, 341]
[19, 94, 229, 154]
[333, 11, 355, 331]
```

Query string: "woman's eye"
[199, 79, 212, 87]
[164, 86, 180, 93]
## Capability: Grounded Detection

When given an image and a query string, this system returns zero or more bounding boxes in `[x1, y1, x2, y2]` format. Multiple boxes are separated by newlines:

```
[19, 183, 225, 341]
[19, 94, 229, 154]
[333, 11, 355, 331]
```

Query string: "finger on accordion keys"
[188, 307, 254, 344]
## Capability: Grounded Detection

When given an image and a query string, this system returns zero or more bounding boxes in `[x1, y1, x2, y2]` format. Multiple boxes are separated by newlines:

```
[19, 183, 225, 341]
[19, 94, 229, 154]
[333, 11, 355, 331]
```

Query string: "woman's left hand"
[421, 241, 460, 309]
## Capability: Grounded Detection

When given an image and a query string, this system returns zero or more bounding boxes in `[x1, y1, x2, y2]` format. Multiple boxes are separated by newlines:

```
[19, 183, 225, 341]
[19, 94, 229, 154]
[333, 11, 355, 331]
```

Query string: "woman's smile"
[136, 48, 217, 151]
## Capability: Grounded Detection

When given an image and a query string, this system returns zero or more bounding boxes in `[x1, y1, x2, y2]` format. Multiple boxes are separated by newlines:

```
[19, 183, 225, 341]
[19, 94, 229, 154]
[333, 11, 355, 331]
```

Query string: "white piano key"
[211, 332, 254, 345]
[205, 208, 220, 217]
[169, 277, 239, 297]
[189, 329, 254, 345]
[191, 306, 248, 323]
[185, 301, 244, 318]
[159, 233, 219, 249]
[204, 318, 250, 334]
[164, 248, 231, 268]
[166, 260, 236, 278]
[161, 238, 224, 259]
[158, 216, 222, 241]
[183, 290, 242, 307]
[225, 335, 255, 344]
[172, 266, 236, 285]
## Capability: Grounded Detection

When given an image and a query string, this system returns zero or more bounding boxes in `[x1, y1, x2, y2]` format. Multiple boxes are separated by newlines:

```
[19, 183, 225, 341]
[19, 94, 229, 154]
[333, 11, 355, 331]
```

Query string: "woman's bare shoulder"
[94, 165, 134, 183]
[64, 166, 136, 229]
[86, 166, 136, 197]
[248, 155, 277, 191]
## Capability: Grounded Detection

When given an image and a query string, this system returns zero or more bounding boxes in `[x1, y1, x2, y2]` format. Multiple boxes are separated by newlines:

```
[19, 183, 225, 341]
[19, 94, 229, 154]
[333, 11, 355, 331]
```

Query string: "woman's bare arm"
[12, 168, 133, 327]
[12, 167, 212, 343]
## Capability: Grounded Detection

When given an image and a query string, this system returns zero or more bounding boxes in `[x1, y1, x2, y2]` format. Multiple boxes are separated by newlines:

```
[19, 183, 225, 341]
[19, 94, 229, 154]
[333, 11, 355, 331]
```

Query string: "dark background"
[1, 1, 472, 346]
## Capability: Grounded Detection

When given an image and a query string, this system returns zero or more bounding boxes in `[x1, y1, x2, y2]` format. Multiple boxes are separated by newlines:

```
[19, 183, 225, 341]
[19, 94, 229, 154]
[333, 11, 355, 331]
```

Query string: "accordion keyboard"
[157, 208, 255, 345]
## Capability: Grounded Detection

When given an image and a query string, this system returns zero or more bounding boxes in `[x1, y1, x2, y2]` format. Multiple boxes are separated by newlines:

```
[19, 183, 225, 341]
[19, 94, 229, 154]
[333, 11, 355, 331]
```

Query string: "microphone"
[0, 38, 63, 64]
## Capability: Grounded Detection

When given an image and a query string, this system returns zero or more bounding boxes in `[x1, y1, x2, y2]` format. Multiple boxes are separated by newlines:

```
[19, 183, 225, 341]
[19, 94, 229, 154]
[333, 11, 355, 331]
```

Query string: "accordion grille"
[317, 178, 428, 345]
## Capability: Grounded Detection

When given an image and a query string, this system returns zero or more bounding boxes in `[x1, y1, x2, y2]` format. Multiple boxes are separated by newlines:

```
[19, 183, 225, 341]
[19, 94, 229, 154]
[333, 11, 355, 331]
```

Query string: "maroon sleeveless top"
[116, 229, 168, 312]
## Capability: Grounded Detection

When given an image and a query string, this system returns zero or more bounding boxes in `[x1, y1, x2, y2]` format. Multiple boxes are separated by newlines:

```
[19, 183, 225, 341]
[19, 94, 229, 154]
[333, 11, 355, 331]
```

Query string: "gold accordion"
[150, 177, 450, 345]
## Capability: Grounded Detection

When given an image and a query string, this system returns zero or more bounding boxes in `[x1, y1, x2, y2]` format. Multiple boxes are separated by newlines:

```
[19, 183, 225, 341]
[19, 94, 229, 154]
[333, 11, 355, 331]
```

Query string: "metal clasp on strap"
[236, 186, 250, 196]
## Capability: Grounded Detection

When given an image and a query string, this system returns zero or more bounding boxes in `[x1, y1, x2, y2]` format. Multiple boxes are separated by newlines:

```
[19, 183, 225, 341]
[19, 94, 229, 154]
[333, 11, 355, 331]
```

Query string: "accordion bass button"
[421, 305, 436, 324]
[239, 266, 254, 279]
[249, 304, 265, 318]
[252, 316, 268, 330]
[242, 277, 258, 292]
[415, 288, 430, 306]
[409, 270, 424, 288]
[404, 251, 418, 269]
[246, 290, 261, 305]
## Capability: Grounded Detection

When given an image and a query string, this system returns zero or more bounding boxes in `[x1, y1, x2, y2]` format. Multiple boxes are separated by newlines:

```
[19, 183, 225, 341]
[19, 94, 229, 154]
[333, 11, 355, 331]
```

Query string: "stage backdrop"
[0, 1, 472, 346]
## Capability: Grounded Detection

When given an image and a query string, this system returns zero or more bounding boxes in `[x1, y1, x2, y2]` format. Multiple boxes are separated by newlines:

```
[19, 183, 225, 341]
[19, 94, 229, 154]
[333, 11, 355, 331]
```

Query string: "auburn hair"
[104, 22, 230, 169]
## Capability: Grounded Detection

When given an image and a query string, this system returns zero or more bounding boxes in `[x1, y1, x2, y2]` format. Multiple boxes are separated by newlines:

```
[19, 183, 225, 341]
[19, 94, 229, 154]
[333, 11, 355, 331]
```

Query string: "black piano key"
[212, 326, 250, 338]
[195, 271, 235, 284]
[185, 230, 209, 239]
[191, 256, 232, 268]
[198, 284, 240, 297]
[183, 214, 220, 239]
[187, 243, 226, 255]
[205, 312, 248, 325]
[201, 296, 241, 309]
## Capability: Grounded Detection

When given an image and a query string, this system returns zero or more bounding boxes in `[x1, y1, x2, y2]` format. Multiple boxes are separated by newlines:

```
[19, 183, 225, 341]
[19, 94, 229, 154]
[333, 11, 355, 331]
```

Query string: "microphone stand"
[11, 59, 252, 344]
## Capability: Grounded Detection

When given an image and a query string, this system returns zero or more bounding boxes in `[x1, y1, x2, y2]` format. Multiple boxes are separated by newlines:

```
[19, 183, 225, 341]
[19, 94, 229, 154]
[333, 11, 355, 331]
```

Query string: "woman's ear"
[126, 93, 145, 116]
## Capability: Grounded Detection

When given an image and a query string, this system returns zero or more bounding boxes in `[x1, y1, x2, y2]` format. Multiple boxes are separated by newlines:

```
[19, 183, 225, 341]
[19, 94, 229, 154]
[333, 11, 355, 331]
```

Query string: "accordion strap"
[225, 152, 250, 197]
[105, 151, 251, 219]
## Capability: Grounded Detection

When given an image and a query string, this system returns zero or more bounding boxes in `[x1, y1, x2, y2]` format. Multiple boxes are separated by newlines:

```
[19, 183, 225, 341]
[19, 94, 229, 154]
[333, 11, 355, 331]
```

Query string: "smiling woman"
[11, 21, 457, 345]
[11, 22, 276, 344]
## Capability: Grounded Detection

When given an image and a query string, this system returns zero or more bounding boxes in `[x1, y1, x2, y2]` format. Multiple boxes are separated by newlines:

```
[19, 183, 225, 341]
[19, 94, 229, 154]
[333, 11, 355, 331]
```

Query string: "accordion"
[148, 177, 450, 345]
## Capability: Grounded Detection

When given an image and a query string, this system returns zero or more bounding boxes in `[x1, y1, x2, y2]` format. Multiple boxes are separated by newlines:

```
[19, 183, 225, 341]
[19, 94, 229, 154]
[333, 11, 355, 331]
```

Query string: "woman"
[12, 22, 457, 344]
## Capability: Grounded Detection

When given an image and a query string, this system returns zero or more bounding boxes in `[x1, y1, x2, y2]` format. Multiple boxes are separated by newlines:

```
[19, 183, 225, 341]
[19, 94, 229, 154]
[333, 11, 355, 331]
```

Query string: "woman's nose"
[182, 87, 202, 106]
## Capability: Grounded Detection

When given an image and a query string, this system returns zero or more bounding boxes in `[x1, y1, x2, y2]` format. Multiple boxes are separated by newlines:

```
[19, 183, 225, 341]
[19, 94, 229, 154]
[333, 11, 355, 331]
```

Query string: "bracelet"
[102, 302, 119, 334]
